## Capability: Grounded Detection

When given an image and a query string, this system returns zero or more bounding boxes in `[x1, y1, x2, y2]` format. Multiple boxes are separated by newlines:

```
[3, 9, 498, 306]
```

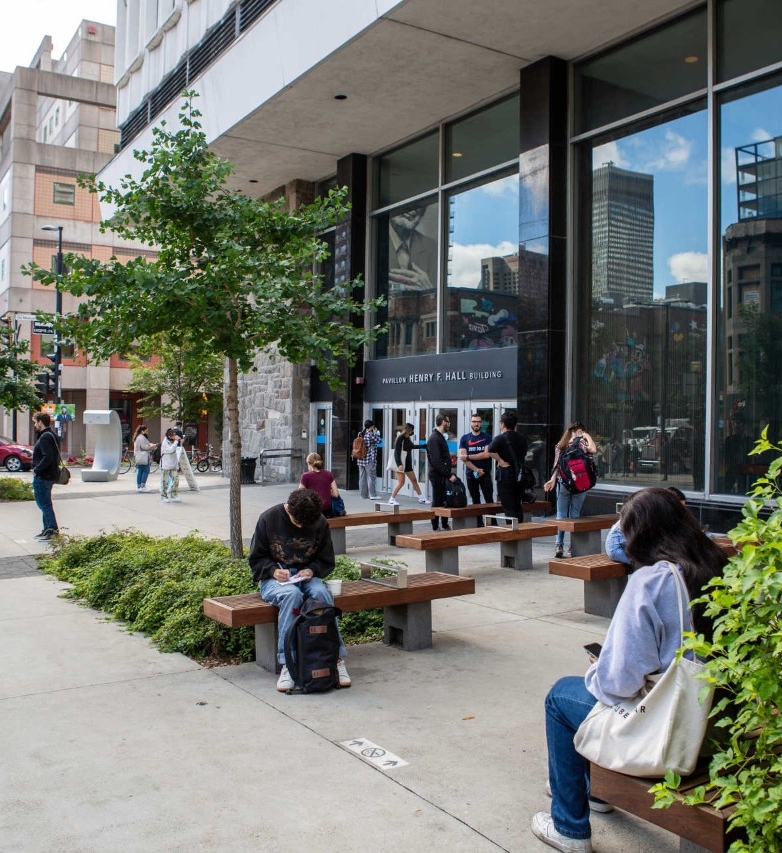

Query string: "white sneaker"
[388, 497, 399, 506]
[531, 812, 592, 852]
[418, 495, 427, 503]
[161, 497, 170, 503]
[368, 495, 379, 500]
[337, 658, 351, 688]
[170, 496, 181, 502]
[276, 665, 294, 692]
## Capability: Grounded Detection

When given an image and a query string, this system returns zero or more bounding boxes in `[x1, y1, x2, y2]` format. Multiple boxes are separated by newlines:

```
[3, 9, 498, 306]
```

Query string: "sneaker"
[368, 495, 380, 501]
[531, 812, 592, 853]
[546, 781, 613, 814]
[555, 544, 564, 559]
[161, 497, 170, 503]
[170, 496, 181, 502]
[276, 665, 294, 692]
[33, 531, 47, 539]
[36, 530, 59, 541]
[440, 524, 451, 532]
[337, 659, 351, 688]
[388, 497, 399, 506]
[418, 495, 427, 503]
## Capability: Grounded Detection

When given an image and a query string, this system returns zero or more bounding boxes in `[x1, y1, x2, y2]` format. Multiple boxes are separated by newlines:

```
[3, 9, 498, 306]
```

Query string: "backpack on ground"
[351, 433, 367, 461]
[283, 597, 342, 693]
[151, 444, 162, 464]
[558, 437, 597, 494]
[444, 476, 468, 508]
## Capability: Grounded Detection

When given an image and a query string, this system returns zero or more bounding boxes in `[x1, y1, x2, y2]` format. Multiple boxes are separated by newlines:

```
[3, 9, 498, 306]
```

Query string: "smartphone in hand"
[583, 642, 602, 660]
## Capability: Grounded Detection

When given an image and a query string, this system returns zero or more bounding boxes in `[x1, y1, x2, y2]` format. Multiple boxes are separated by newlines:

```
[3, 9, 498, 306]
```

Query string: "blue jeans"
[545, 676, 597, 840]
[555, 482, 587, 547]
[136, 463, 150, 488]
[260, 576, 347, 665]
[33, 476, 58, 533]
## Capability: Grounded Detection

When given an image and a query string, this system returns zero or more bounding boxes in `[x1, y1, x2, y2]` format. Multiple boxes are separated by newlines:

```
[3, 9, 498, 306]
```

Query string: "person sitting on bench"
[248, 488, 351, 692]
[531, 488, 727, 853]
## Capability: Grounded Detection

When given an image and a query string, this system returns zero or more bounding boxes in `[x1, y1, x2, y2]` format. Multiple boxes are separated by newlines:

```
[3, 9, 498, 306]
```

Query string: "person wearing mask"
[159, 428, 182, 503]
[31, 412, 60, 540]
[132, 425, 157, 493]
[545, 422, 598, 559]
[487, 411, 528, 521]
[388, 423, 428, 506]
[459, 414, 494, 525]
[356, 420, 381, 501]
[299, 452, 341, 517]
[426, 413, 455, 531]
[532, 487, 727, 852]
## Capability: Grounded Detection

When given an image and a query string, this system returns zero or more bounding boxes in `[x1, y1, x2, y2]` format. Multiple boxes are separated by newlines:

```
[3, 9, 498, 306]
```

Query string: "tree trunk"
[226, 357, 243, 558]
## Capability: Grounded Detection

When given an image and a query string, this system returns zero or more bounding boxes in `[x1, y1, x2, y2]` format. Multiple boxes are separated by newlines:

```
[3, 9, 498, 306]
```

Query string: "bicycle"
[195, 443, 222, 472]
[119, 447, 159, 474]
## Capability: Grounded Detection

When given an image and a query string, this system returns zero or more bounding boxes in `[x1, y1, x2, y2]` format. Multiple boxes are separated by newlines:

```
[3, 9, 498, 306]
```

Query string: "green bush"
[0, 477, 34, 501]
[38, 532, 395, 661]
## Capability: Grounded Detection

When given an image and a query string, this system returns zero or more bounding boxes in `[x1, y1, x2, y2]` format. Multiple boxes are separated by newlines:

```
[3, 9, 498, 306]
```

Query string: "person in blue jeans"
[544, 421, 597, 559]
[248, 488, 350, 692]
[532, 488, 727, 852]
[31, 412, 61, 540]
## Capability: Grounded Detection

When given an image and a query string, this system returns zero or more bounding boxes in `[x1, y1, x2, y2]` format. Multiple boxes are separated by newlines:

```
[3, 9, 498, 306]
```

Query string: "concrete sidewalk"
[0, 471, 679, 852]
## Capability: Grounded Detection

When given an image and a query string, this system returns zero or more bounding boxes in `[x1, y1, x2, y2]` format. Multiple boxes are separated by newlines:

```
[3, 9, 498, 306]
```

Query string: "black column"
[517, 57, 568, 474]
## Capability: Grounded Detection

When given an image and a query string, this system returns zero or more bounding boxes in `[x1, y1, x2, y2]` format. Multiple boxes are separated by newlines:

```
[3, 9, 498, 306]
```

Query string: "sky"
[0, 1, 116, 74]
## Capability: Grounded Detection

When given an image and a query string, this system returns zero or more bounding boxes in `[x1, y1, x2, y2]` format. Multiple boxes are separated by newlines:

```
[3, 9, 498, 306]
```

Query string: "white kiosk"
[81, 410, 122, 482]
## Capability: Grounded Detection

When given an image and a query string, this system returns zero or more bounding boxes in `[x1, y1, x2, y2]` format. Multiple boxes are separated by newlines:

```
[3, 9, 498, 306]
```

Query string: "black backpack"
[151, 444, 162, 464]
[558, 437, 597, 494]
[444, 476, 468, 508]
[283, 597, 342, 693]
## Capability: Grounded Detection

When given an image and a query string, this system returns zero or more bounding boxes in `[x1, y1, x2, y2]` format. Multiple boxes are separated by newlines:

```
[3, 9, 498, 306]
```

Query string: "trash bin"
[240, 457, 257, 485]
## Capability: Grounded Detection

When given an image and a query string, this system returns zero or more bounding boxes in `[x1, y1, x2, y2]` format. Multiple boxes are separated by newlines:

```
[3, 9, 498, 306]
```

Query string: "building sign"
[33, 321, 55, 336]
[364, 347, 517, 402]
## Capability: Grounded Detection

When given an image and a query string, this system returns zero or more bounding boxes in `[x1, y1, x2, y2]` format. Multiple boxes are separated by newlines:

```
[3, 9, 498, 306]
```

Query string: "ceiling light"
[452, 151, 463, 158]
[334, 94, 347, 101]
[249, 179, 258, 183]
[684, 55, 699, 63]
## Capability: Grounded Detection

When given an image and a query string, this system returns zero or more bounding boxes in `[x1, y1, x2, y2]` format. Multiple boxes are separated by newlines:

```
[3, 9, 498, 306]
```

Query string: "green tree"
[25, 92, 383, 556]
[125, 333, 223, 428]
[0, 320, 43, 412]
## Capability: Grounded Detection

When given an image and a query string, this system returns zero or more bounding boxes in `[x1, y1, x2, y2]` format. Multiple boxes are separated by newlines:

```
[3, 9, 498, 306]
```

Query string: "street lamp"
[41, 225, 63, 402]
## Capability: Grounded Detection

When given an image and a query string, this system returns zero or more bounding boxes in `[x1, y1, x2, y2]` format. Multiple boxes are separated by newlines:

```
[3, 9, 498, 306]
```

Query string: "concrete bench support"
[501, 538, 533, 570]
[424, 548, 459, 575]
[384, 601, 432, 650]
[584, 576, 628, 617]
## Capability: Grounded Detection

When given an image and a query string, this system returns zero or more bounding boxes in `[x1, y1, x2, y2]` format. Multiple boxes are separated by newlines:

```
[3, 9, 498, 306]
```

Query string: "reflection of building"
[592, 164, 654, 304]
[481, 255, 518, 293]
[736, 136, 782, 221]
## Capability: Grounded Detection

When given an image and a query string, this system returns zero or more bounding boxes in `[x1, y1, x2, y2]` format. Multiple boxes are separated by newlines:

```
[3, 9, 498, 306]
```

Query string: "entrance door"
[311, 405, 332, 471]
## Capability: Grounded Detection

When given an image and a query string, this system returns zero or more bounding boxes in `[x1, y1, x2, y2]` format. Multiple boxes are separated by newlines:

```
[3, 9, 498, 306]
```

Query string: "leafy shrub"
[38, 532, 397, 660]
[0, 477, 34, 501]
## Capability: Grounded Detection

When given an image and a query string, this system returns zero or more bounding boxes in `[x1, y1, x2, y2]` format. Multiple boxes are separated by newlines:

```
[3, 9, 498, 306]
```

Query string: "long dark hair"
[622, 488, 726, 638]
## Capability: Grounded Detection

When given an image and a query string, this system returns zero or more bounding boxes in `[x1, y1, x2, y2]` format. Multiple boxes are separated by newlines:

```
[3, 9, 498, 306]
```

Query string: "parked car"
[0, 436, 34, 472]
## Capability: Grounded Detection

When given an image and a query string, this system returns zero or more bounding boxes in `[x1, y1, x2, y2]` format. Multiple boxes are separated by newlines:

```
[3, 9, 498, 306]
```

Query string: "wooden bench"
[203, 572, 474, 671]
[432, 500, 550, 529]
[551, 513, 619, 556]
[590, 762, 741, 853]
[395, 521, 558, 575]
[326, 506, 434, 553]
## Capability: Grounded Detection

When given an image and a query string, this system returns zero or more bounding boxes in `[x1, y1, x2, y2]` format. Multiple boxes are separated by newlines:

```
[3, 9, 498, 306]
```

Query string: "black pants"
[428, 473, 449, 530]
[466, 471, 494, 525]
[496, 477, 523, 521]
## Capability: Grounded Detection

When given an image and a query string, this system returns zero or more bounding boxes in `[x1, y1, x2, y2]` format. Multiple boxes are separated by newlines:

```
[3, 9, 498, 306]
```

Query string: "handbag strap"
[504, 433, 522, 475]
[665, 561, 691, 648]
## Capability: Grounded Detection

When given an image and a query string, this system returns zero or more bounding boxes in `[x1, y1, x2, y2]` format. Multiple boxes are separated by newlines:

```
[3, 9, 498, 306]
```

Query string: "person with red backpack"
[544, 421, 597, 559]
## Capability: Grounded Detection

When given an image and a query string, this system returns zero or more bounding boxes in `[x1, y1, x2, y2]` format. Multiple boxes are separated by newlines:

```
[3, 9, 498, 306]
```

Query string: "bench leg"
[384, 602, 433, 651]
[570, 530, 601, 556]
[583, 576, 628, 618]
[254, 623, 280, 672]
[452, 516, 477, 530]
[330, 527, 346, 555]
[424, 548, 459, 575]
[501, 539, 533, 570]
[387, 520, 413, 546]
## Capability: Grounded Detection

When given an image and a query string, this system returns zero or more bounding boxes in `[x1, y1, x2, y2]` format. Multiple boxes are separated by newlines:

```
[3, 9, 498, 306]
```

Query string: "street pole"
[42, 225, 63, 402]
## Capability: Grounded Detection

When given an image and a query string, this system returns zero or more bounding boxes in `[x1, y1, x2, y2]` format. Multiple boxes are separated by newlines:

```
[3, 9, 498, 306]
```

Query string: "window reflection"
[445, 174, 520, 351]
[580, 109, 708, 490]
[717, 76, 782, 494]
[375, 200, 438, 359]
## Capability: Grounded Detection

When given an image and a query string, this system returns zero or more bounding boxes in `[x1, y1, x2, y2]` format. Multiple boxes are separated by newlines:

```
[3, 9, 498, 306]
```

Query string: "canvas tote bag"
[573, 562, 714, 776]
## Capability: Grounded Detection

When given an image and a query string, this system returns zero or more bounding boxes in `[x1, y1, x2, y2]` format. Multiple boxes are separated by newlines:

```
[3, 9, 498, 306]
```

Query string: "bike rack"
[257, 448, 304, 484]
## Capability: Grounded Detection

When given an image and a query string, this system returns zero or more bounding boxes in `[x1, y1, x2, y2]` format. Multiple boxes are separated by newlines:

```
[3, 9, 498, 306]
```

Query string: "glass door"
[311, 405, 332, 470]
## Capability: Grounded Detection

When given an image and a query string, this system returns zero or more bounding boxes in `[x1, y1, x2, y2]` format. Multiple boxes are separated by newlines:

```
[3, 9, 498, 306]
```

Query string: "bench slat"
[395, 522, 557, 551]
[327, 508, 433, 528]
[548, 554, 628, 581]
[203, 572, 475, 627]
[551, 514, 619, 533]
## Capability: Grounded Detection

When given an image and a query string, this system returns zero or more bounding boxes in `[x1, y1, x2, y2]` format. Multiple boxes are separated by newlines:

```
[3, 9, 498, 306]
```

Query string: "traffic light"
[34, 365, 58, 397]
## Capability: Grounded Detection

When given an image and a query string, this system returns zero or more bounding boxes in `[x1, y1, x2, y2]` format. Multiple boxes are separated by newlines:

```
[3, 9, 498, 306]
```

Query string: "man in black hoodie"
[32, 412, 60, 540]
[426, 413, 456, 531]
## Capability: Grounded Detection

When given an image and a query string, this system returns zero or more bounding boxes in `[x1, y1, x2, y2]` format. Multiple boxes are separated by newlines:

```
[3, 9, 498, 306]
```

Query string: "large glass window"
[578, 108, 708, 490]
[717, 0, 782, 83]
[445, 96, 519, 183]
[376, 132, 439, 208]
[374, 199, 439, 359]
[444, 173, 520, 351]
[574, 9, 706, 134]
[715, 75, 782, 494]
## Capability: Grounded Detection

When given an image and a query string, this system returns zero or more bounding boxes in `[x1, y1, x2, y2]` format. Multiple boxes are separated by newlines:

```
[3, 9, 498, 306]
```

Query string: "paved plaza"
[0, 470, 681, 851]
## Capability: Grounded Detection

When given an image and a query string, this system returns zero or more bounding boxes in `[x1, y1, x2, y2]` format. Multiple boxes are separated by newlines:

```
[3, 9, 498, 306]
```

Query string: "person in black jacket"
[488, 411, 528, 521]
[31, 412, 60, 540]
[426, 413, 456, 531]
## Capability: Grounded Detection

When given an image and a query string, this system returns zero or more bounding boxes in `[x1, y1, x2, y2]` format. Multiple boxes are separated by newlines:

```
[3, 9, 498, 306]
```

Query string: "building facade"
[103, 0, 782, 524]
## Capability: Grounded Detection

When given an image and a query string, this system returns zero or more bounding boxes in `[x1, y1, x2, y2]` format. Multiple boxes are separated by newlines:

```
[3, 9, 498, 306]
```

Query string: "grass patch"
[0, 477, 34, 501]
[38, 531, 392, 661]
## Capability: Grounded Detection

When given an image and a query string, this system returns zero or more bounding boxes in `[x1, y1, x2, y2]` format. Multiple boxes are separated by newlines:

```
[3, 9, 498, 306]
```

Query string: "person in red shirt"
[299, 452, 341, 517]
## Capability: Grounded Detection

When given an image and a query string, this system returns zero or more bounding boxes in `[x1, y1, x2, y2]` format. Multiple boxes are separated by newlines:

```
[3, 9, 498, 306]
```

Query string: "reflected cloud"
[668, 251, 708, 284]
[477, 174, 518, 197]
[450, 240, 518, 288]
[592, 140, 628, 169]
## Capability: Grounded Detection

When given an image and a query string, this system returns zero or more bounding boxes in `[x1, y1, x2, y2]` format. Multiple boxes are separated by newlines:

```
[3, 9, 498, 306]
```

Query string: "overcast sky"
[0, 1, 116, 74]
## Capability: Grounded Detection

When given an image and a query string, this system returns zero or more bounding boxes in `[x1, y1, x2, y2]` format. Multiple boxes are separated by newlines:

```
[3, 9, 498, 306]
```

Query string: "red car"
[0, 436, 34, 472]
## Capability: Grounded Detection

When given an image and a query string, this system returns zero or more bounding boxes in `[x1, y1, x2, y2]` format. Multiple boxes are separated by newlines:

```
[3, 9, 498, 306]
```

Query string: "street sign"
[17, 313, 38, 321]
[33, 322, 55, 336]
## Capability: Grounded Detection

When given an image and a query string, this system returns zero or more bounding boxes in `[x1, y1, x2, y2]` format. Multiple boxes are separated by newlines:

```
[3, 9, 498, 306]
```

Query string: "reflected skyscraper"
[592, 163, 654, 304]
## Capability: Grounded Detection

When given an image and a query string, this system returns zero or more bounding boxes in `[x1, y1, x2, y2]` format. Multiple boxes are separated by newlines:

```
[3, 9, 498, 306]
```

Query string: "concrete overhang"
[101, 0, 695, 199]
